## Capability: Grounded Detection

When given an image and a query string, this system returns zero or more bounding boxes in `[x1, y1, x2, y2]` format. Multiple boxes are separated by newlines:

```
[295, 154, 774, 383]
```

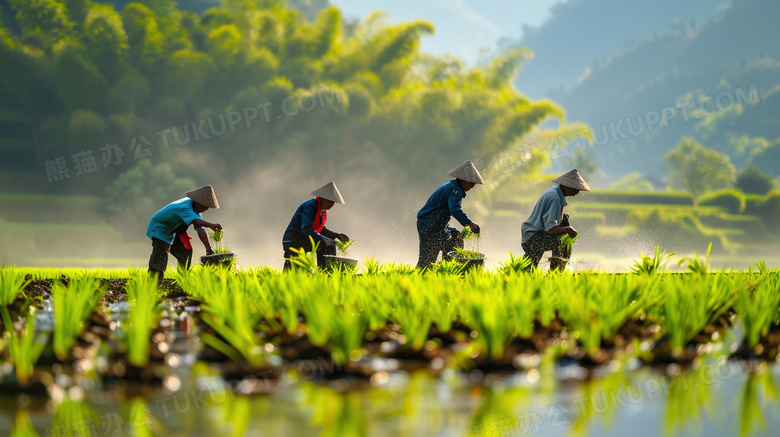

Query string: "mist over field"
[0, 0, 778, 270]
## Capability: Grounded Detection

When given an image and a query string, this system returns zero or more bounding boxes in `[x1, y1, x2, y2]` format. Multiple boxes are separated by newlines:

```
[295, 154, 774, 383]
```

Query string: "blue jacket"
[282, 198, 338, 247]
[417, 180, 472, 230]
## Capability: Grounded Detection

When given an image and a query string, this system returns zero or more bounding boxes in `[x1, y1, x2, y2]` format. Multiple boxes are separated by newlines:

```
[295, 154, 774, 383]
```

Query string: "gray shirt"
[521, 186, 567, 244]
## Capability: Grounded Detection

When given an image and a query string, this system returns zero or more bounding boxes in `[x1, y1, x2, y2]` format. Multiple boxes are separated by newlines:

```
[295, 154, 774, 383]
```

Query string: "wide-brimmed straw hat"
[186, 185, 220, 209]
[447, 160, 485, 184]
[553, 169, 591, 191]
[311, 181, 345, 204]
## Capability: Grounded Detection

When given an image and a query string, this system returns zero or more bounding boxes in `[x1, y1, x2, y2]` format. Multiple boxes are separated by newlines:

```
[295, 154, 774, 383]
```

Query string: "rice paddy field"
[1, 253, 779, 437]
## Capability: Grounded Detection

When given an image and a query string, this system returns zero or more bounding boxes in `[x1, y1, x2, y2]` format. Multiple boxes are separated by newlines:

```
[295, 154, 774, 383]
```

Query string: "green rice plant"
[182, 269, 266, 368]
[210, 229, 231, 254]
[335, 238, 354, 255]
[504, 275, 538, 338]
[452, 248, 484, 259]
[657, 274, 735, 354]
[559, 234, 578, 252]
[185, 269, 267, 367]
[630, 246, 676, 274]
[390, 277, 434, 350]
[1, 307, 48, 386]
[458, 278, 514, 360]
[286, 237, 322, 272]
[52, 278, 106, 359]
[123, 273, 163, 367]
[0, 268, 29, 305]
[329, 303, 366, 365]
[678, 243, 712, 274]
[381, 261, 416, 275]
[734, 272, 780, 348]
[361, 256, 381, 275]
[429, 258, 466, 276]
[497, 252, 532, 275]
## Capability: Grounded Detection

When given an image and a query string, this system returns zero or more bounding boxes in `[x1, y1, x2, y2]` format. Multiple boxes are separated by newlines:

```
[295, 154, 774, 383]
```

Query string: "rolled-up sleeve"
[448, 191, 471, 226]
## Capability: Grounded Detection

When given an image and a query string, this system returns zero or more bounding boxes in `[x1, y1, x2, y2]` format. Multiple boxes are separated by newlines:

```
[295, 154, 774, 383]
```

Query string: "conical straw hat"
[447, 160, 485, 184]
[553, 169, 591, 191]
[311, 181, 345, 204]
[186, 185, 220, 209]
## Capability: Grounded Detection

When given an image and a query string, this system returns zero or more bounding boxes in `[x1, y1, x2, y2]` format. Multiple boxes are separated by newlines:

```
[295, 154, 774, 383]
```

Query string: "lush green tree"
[121, 3, 165, 75]
[8, 0, 74, 49]
[736, 164, 775, 195]
[665, 137, 737, 197]
[103, 159, 196, 226]
[63, 0, 91, 27]
[83, 3, 128, 82]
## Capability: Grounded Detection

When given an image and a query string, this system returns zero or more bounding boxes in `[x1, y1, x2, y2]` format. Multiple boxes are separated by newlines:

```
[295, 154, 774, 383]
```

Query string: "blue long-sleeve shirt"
[417, 180, 472, 230]
[282, 198, 338, 246]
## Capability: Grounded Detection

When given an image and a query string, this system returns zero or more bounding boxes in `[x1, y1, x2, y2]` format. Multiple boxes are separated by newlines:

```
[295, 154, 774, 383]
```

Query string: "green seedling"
[1, 307, 48, 386]
[123, 273, 162, 367]
[210, 229, 231, 254]
[336, 238, 355, 255]
[678, 243, 712, 274]
[52, 278, 106, 360]
[497, 252, 532, 275]
[631, 246, 676, 274]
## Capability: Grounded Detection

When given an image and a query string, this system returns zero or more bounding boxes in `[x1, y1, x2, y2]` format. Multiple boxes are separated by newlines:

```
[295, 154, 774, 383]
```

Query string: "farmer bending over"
[416, 160, 484, 269]
[521, 169, 590, 270]
[282, 182, 350, 271]
[146, 185, 223, 279]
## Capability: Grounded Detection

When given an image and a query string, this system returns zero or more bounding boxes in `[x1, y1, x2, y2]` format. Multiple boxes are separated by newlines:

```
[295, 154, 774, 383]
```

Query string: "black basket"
[446, 251, 486, 272]
[322, 255, 359, 272]
[200, 252, 236, 268]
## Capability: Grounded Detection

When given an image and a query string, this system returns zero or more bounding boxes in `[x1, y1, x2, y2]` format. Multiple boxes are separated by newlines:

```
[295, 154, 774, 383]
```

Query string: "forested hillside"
[0, 0, 561, 196]
[556, 0, 780, 174]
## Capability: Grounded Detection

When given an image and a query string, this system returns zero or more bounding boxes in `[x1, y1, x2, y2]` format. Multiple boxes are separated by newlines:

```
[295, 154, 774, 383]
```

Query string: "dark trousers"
[416, 222, 463, 270]
[283, 237, 336, 272]
[148, 236, 193, 277]
[521, 231, 567, 269]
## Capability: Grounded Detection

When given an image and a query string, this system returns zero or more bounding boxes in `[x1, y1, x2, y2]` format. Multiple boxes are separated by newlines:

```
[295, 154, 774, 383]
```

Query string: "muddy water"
[1, 300, 779, 436]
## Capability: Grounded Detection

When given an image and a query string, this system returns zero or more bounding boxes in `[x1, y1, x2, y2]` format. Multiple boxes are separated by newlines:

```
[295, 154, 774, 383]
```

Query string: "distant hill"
[505, 0, 727, 99]
[554, 0, 780, 174]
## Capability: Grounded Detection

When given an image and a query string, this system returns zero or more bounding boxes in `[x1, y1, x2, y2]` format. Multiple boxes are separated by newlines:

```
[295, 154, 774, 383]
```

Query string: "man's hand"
[567, 227, 578, 238]
[321, 237, 336, 247]
[336, 233, 350, 242]
[210, 223, 223, 232]
[468, 222, 481, 234]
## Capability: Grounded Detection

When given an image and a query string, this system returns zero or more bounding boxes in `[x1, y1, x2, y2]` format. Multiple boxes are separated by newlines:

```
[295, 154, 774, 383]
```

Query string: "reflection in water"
[737, 364, 778, 437]
[570, 365, 631, 437]
[11, 410, 39, 437]
[49, 392, 101, 437]
[664, 364, 715, 437]
[4, 361, 780, 437]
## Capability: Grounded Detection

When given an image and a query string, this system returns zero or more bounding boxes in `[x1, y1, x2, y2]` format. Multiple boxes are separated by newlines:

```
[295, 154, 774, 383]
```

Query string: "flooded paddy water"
[2, 290, 779, 437]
